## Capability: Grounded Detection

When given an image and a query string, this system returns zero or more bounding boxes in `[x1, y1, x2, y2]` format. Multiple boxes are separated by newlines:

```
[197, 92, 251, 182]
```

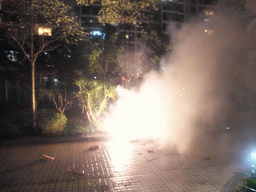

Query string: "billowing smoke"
[104, 10, 256, 155]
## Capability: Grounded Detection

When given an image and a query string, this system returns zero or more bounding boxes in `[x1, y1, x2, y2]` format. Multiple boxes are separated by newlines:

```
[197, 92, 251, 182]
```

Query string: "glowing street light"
[37, 26, 52, 36]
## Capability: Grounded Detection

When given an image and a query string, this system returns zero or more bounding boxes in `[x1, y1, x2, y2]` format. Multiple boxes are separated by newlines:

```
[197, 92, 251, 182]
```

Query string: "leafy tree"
[74, 77, 116, 126]
[76, 0, 166, 76]
[138, 29, 171, 70]
[76, 0, 160, 25]
[39, 87, 72, 115]
[1, 0, 86, 131]
[88, 34, 124, 82]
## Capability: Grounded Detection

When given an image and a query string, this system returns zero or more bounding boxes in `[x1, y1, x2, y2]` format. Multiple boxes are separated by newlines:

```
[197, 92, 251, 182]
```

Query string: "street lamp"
[37, 26, 52, 36]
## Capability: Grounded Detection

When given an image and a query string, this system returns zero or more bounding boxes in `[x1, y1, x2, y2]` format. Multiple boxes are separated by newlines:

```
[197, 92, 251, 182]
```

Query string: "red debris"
[89, 145, 99, 150]
[42, 154, 54, 160]
[146, 157, 159, 162]
[68, 168, 84, 175]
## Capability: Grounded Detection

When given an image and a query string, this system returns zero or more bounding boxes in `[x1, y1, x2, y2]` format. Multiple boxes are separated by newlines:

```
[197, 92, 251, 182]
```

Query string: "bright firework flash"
[104, 10, 256, 156]
[104, 70, 193, 154]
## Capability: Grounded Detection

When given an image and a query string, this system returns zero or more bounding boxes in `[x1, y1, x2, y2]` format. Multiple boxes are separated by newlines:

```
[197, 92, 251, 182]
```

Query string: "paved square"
[0, 130, 253, 191]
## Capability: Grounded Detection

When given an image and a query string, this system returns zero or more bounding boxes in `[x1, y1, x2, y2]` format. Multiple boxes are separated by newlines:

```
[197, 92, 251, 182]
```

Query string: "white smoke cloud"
[104, 10, 256, 155]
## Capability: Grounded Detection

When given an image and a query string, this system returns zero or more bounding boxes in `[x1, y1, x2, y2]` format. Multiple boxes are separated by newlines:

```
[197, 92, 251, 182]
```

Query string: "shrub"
[45, 113, 67, 134]
[37, 108, 67, 135]
[64, 118, 93, 136]
[65, 121, 85, 135]
[87, 121, 102, 132]
[0, 108, 68, 139]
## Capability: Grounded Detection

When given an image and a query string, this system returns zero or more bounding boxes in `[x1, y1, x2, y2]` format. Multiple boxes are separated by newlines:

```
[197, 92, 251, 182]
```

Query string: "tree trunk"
[32, 60, 37, 132]
[31, 0, 37, 133]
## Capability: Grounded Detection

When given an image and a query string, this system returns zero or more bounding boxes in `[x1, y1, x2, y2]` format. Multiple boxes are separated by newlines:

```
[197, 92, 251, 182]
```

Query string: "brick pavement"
[0, 133, 251, 192]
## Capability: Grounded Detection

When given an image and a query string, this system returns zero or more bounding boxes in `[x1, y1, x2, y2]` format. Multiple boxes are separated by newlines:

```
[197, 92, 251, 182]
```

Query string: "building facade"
[72, 0, 219, 52]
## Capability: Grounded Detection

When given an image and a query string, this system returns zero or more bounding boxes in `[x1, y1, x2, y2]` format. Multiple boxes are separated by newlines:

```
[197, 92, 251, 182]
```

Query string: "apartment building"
[72, 0, 219, 52]
[0, 0, 219, 50]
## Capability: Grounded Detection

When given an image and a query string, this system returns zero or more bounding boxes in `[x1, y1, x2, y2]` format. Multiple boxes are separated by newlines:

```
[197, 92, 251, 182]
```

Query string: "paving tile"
[0, 132, 252, 192]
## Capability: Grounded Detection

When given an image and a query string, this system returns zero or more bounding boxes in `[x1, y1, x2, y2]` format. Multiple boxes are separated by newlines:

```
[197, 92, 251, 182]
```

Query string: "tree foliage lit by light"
[88, 34, 124, 82]
[2, 0, 86, 131]
[76, 0, 160, 25]
[75, 77, 116, 125]
[138, 29, 171, 68]
[30, 0, 86, 42]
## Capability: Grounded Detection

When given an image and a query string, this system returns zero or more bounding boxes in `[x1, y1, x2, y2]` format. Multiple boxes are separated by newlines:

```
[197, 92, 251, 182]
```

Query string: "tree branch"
[11, 36, 31, 62]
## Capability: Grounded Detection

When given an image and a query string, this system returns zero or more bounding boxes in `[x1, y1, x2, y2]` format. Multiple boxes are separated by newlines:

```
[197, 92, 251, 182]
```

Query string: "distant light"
[38, 27, 52, 36]
[94, 76, 97, 79]
[204, 29, 214, 35]
[6, 50, 18, 62]
[91, 31, 102, 36]
[90, 30, 106, 39]
[205, 10, 214, 16]
[204, 19, 210, 22]
[54, 79, 59, 86]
